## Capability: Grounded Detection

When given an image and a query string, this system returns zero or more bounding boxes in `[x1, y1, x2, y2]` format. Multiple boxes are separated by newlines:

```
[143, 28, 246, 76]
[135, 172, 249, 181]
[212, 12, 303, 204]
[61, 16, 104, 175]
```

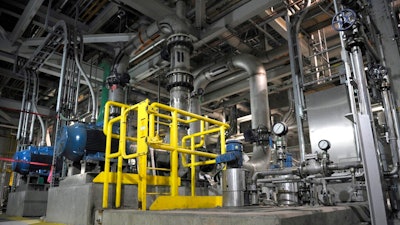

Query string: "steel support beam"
[196, 0, 282, 49]
[23, 33, 137, 46]
[358, 114, 389, 225]
[0, 98, 51, 116]
[0, 51, 104, 84]
[88, 3, 119, 33]
[8, 0, 44, 44]
[0, 110, 12, 122]
[118, 0, 174, 21]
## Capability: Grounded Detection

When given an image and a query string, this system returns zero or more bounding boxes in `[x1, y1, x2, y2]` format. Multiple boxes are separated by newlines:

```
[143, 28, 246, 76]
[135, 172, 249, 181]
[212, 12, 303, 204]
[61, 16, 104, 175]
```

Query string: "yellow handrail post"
[170, 110, 179, 196]
[190, 136, 195, 196]
[220, 126, 227, 155]
[137, 100, 149, 210]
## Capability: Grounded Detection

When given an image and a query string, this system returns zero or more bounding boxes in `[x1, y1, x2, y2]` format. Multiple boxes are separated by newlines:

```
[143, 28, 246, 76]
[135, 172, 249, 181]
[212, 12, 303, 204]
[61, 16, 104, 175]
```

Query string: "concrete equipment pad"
[101, 205, 362, 225]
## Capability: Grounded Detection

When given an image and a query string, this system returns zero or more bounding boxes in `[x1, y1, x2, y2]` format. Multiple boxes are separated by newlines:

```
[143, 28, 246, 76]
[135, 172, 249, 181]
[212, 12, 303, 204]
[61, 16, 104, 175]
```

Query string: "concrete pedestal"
[6, 190, 48, 217]
[100, 205, 363, 225]
[45, 174, 139, 225]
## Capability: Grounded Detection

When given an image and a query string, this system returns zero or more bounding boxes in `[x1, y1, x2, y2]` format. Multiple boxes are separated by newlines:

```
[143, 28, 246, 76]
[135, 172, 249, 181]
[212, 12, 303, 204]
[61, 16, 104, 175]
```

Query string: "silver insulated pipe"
[191, 54, 271, 172]
[230, 54, 271, 173]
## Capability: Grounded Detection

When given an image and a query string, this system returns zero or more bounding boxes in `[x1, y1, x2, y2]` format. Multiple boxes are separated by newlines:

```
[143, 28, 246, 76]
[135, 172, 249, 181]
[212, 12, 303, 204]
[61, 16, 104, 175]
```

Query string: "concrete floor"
[100, 205, 366, 225]
[0, 214, 65, 225]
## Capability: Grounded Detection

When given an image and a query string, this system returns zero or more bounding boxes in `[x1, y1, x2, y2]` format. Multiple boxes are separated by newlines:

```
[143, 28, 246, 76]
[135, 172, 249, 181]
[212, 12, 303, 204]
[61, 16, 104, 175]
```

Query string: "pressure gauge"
[272, 122, 288, 136]
[318, 140, 331, 151]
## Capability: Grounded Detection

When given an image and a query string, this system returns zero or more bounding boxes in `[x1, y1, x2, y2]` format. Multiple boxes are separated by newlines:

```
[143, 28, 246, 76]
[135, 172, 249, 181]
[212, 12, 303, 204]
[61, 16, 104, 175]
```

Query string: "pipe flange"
[166, 70, 194, 91]
[345, 36, 364, 51]
[167, 33, 193, 53]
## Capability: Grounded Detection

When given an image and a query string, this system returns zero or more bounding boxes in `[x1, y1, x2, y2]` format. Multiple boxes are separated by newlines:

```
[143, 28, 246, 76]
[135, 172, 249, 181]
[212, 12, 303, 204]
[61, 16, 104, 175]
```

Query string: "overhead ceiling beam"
[264, 9, 310, 56]
[0, 123, 18, 130]
[196, 0, 283, 49]
[118, 0, 175, 21]
[7, 0, 89, 33]
[23, 33, 137, 46]
[88, 3, 119, 33]
[0, 110, 12, 122]
[0, 51, 104, 85]
[8, 0, 44, 44]
[131, 81, 169, 98]
[0, 98, 51, 116]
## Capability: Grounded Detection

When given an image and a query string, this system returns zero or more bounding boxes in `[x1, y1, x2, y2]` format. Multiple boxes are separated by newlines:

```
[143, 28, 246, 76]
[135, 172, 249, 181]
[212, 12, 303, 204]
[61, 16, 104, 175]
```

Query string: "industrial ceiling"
[0, 0, 395, 146]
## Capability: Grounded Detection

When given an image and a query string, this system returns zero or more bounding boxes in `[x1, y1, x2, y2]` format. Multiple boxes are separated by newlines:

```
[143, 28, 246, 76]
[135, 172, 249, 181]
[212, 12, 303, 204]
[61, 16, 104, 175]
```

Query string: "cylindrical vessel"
[223, 168, 246, 207]
[277, 174, 299, 206]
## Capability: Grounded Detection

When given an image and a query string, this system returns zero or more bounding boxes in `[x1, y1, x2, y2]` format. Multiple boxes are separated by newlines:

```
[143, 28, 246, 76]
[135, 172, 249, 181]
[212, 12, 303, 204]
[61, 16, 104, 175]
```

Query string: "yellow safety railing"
[96, 99, 229, 210]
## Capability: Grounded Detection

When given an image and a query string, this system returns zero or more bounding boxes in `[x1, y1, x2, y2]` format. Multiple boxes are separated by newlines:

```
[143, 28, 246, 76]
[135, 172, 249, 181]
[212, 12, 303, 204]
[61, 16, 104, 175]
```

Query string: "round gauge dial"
[272, 122, 288, 136]
[318, 140, 331, 151]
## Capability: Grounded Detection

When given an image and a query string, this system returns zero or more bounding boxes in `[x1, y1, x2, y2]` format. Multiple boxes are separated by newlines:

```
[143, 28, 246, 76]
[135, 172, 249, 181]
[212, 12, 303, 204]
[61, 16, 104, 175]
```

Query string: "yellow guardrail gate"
[93, 99, 229, 210]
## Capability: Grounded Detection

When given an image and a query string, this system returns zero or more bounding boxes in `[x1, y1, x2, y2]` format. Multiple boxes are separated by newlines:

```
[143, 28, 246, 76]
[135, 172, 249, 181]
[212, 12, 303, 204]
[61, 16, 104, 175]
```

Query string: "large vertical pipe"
[97, 60, 111, 123]
[108, 53, 128, 107]
[231, 54, 271, 172]
[286, 14, 306, 162]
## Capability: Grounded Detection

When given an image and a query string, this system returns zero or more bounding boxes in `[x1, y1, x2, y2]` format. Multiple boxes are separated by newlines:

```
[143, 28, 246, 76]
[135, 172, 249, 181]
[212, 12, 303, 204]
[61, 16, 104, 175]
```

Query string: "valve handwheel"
[332, 9, 356, 31]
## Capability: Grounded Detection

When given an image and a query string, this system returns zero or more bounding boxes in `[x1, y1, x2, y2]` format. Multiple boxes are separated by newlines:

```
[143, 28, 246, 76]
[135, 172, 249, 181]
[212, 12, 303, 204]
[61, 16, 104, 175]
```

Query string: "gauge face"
[318, 140, 331, 151]
[272, 122, 287, 136]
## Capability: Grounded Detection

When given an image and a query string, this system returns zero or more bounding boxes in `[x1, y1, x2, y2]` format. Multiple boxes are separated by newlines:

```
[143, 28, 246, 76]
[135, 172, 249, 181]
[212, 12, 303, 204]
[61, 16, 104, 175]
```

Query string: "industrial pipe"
[231, 54, 271, 172]
[55, 20, 69, 115]
[74, 32, 97, 122]
[31, 71, 46, 146]
[16, 69, 28, 142]
[190, 54, 271, 172]
[252, 160, 363, 183]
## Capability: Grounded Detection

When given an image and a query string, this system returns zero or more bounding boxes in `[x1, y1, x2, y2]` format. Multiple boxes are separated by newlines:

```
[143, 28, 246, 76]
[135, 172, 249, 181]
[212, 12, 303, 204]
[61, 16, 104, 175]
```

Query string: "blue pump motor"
[12, 146, 53, 175]
[216, 140, 243, 168]
[56, 122, 120, 162]
[56, 123, 87, 161]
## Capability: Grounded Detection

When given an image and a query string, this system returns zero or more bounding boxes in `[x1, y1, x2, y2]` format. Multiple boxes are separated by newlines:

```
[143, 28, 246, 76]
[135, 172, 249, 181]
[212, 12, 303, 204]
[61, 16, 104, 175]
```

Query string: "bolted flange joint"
[166, 70, 194, 91]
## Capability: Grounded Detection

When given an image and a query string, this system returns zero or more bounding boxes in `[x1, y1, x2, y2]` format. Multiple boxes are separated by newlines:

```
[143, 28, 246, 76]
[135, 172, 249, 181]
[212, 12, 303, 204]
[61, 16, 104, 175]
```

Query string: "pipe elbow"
[159, 15, 194, 35]
[231, 54, 265, 76]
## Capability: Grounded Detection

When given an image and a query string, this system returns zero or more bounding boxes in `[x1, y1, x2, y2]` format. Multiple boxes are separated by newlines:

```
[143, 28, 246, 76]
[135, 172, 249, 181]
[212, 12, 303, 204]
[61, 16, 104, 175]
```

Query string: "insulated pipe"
[190, 55, 272, 174]
[252, 167, 298, 182]
[32, 72, 46, 146]
[74, 33, 97, 122]
[232, 54, 271, 172]
[55, 21, 69, 115]
[124, 14, 194, 56]
[16, 70, 28, 142]
[28, 73, 36, 144]
[252, 161, 363, 182]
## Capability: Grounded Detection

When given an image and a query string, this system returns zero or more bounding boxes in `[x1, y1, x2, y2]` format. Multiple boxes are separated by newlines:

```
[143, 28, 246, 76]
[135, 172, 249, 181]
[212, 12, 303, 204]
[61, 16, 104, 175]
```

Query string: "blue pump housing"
[12, 146, 53, 175]
[216, 140, 243, 168]
[56, 123, 87, 161]
[56, 122, 120, 162]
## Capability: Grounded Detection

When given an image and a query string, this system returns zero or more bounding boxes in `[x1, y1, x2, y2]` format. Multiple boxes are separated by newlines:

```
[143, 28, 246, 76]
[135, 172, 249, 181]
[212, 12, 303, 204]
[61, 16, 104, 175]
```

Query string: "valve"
[332, 9, 357, 31]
